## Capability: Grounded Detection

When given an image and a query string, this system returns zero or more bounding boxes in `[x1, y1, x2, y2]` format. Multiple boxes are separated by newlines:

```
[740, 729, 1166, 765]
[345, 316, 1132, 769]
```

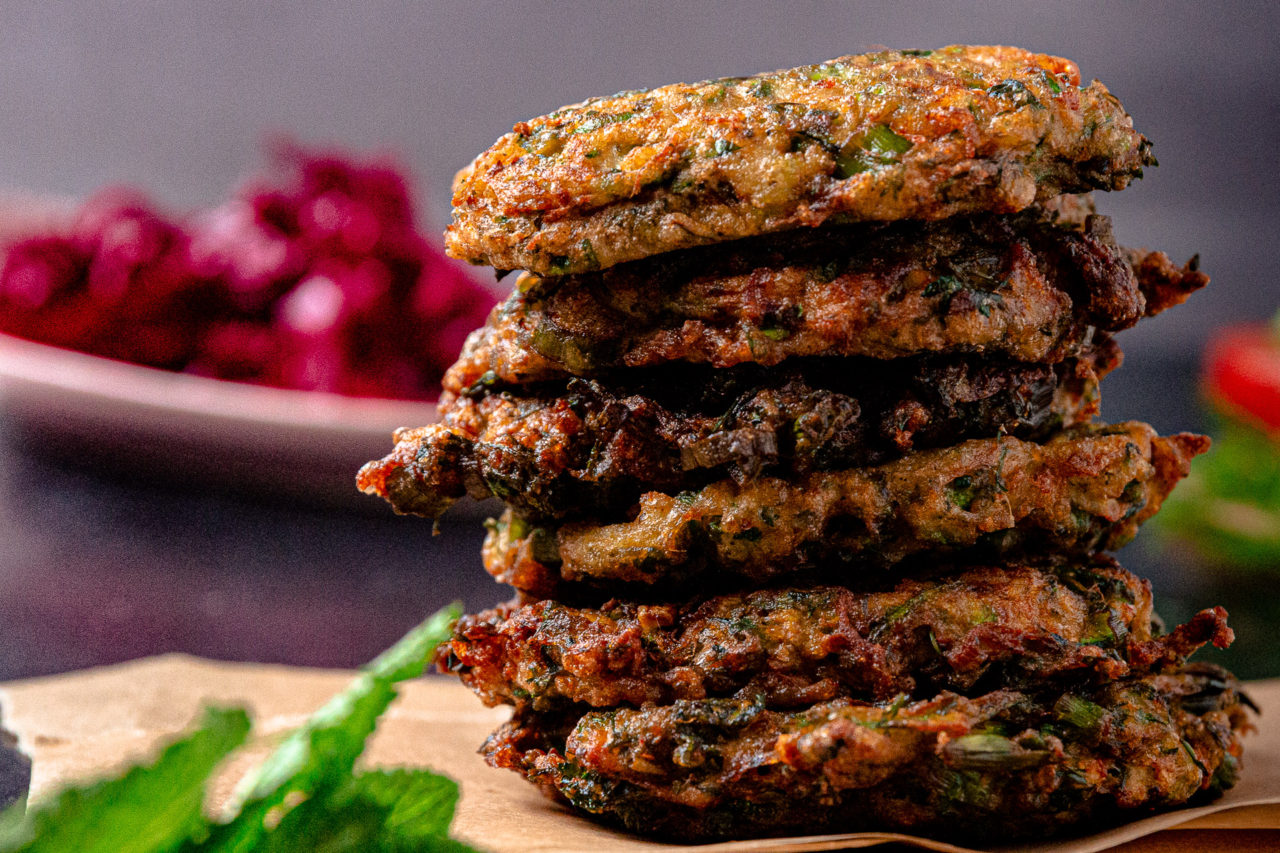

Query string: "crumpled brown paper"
[1, 655, 1276, 853]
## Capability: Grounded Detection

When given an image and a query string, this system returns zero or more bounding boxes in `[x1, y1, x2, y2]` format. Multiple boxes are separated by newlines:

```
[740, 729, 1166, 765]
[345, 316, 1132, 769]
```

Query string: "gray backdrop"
[2, 0, 1277, 361]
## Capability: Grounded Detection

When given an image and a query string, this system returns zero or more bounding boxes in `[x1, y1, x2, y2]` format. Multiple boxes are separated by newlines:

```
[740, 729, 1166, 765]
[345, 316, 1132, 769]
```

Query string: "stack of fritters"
[361, 46, 1248, 842]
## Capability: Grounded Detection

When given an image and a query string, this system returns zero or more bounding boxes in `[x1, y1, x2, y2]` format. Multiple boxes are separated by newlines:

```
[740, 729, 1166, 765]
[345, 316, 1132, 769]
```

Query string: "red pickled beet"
[0, 143, 497, 400]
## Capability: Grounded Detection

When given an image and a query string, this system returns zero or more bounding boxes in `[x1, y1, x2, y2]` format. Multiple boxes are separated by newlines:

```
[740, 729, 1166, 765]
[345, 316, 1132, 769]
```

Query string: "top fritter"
[447, 45, 1154, 275]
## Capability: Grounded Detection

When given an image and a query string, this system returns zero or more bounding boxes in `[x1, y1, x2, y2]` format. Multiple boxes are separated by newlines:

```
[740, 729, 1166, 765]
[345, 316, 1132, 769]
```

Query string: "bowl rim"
[0, 331, 439, 438]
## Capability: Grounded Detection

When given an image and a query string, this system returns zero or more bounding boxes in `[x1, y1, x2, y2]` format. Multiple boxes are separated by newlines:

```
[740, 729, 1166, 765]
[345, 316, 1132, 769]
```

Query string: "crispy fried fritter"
[361, 342, 1116, 521]
[446, 47, 1154, 274]
[485, 667, 1247, 841]
[441, 559, 1233, 711]
[442, 213, 1203, 390]
[481, 422, 1208, 595]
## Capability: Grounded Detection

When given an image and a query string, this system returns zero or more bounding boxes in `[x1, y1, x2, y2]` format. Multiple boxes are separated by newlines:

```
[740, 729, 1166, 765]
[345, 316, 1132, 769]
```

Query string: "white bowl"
[0, 191, 443, 506]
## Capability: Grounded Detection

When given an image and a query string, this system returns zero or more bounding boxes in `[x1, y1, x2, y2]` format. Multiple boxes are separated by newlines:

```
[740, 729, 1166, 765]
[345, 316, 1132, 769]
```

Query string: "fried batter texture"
[446, 46, 1154, 274]
[441, 559, 1232, 712]
[485, 667, 1247, 841]
[482, 422, 1209, 595]
[361, 342, 1115, 521]
[442, 212, 1203, 388]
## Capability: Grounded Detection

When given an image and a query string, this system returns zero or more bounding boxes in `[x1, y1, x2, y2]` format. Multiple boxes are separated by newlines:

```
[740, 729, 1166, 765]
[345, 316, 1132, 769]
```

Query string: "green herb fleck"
[946, 474, 978, 511]
[506, 515, 531, 541]
[944, 734, 1049, 770]
[710, 138, 741, 157]
[1210, 753, 1240, 792]
[807, 63, 848, 81]
[924, 274, 963, 298]
[987, 79, 1042, 109]
[1054, 694, 1106, 730]
[1081, 613, 1116, 645]
[572, 111, 634, 134]
[1182, 739, 1209, 776]
[834, 124, 913, 177]
[994, 446, 1010, 493]
[463, 369, 499, 398]
[1037, 69, 1063, 94]
[579, 239, 600, 270]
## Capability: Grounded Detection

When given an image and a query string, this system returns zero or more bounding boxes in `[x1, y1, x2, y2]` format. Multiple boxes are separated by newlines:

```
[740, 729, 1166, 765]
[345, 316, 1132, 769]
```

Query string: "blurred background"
[0, 1, 1276, 681]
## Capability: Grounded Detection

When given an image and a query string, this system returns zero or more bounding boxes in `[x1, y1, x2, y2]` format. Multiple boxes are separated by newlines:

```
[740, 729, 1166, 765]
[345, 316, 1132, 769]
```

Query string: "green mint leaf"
[0, 707, 249, 853]
[343, 770, 463, 846]
[365, 604, 462, 684]
[218, 771, 474, 853]
[200, 604, 461, 851]
[0, 604, 469, 853]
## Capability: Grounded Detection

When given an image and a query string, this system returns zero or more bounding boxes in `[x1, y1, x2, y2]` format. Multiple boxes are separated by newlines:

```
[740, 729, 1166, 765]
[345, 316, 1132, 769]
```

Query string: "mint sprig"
[0, 604, 476, 853]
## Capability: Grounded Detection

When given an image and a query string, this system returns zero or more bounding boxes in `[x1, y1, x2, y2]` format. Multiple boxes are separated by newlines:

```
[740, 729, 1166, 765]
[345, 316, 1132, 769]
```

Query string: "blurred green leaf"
[0, 707, 250, 853]
[239, 770, 471, 853]
[1158, 417, 1280, 568]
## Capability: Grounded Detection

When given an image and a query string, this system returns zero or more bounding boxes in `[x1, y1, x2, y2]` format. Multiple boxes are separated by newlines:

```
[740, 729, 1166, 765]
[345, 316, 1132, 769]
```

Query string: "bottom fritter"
[485, 667, 1249, 842]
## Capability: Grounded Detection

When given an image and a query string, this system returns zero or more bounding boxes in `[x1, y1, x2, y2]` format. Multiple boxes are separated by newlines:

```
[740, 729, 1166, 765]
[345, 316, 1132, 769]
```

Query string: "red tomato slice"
[1204, 324, 1280, 432]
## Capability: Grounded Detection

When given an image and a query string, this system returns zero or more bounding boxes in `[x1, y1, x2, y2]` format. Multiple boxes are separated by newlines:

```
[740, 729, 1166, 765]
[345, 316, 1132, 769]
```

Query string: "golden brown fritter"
[441, 213, 1204, 390]
[446, 46, 1154, 274]
[486, 667, 1247, 841]
[441, 560, 1233, 712]
[481, 422, 1208, 596]
[361, 343, 1115, 521]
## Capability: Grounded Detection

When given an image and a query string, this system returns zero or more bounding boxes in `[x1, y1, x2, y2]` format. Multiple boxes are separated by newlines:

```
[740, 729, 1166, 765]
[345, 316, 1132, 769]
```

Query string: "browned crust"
[1129, 247, 1212, 317]
[439, 211, 1199, 391]
[441, 560, 1236, 713]
[479, 422, 1207, 594]
[483, 669, 1247, 841]
[447, 46, 1153, 274]
[359, 343, 1117, 522]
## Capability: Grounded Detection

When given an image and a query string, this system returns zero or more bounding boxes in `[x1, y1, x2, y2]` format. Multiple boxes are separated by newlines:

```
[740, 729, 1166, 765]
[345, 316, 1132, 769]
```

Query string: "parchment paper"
[2, 655, 1276, 853]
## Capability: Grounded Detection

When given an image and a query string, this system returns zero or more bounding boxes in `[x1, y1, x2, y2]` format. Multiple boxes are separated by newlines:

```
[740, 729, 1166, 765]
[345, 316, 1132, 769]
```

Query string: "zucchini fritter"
[485, 668, 1247, 841]
[482, 422, 1208, 595]
[441, 560, 1232, 711]
[442, 212, 1203, 388]
[362, 342, 1115, 521]
[447, 46, 1154, 274]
